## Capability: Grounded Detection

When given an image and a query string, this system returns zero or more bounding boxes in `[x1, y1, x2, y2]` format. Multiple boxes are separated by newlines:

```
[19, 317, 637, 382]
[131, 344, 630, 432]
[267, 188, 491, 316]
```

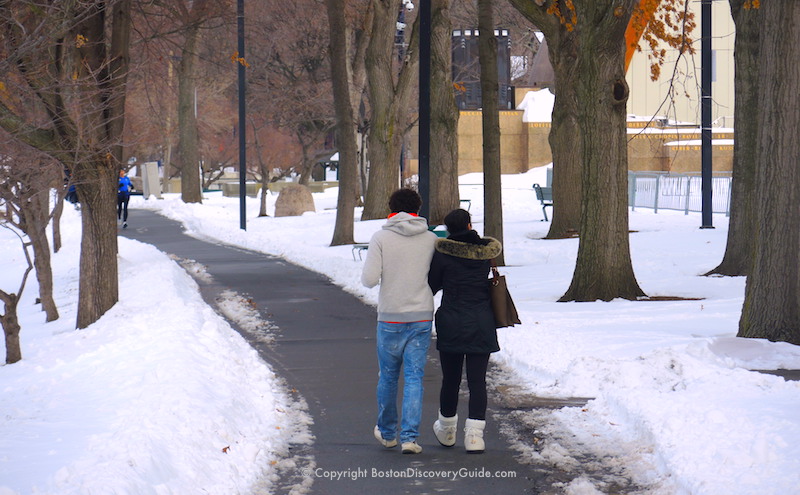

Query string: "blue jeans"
[375, 321, 432, 444]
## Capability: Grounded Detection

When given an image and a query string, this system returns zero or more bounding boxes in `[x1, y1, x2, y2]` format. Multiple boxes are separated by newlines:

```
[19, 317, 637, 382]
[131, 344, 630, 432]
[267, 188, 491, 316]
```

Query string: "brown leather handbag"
[489, 260, 522, 328]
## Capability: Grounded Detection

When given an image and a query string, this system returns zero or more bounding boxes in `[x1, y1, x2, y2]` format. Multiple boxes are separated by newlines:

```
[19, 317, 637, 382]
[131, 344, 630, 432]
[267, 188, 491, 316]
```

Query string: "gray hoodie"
[361, 212, 438, 322]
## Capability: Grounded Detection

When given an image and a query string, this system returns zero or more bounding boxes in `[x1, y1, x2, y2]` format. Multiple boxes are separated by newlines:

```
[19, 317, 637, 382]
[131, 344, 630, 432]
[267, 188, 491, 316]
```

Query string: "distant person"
[428, 208, 502, 454]
[361, 188, 437, 454]
[118, 169, 132, 228]
[65, 184, 79, 208]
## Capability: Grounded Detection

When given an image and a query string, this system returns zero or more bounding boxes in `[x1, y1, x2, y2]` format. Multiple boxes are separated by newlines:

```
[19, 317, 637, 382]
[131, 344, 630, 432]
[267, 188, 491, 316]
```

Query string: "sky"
[2, 167, 800, 494]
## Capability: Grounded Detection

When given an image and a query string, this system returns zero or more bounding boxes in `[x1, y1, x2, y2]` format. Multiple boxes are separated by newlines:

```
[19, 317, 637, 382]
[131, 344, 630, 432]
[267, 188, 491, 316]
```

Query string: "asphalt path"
[121, 210, 542, 494]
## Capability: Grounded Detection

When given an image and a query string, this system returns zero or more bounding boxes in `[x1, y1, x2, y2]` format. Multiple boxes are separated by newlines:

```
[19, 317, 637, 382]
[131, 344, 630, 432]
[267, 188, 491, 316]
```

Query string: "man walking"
[361, 188, 437, 454]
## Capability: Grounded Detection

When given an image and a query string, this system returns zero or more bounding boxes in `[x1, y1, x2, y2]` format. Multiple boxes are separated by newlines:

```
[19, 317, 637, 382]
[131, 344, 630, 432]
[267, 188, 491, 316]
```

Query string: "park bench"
[352, 243, 370, 261]
[352, 222, 452, 261]
[533, 183, 553, 221]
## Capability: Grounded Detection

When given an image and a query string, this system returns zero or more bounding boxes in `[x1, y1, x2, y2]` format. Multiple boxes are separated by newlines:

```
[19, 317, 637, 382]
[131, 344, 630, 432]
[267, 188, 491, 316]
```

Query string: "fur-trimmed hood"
[434, 236, 502, 260]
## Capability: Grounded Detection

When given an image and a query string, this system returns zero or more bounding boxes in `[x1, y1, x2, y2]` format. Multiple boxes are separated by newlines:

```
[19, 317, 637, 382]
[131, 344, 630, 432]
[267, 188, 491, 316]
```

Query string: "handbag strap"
[489, 258, 501, 280]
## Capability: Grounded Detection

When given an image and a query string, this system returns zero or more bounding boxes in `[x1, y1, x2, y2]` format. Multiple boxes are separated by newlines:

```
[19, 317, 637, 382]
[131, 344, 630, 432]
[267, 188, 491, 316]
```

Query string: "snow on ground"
[0, 208, 312, 494]
[2, 166, 800, 494]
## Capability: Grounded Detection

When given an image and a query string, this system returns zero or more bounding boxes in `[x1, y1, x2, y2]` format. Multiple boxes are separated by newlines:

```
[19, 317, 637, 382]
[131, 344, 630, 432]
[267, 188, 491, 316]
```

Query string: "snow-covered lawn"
[2, 167, 799, 494]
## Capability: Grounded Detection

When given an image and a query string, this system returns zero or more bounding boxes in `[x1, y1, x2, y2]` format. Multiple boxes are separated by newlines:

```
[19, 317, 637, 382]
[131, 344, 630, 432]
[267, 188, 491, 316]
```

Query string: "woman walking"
[428, 208, 501, 453]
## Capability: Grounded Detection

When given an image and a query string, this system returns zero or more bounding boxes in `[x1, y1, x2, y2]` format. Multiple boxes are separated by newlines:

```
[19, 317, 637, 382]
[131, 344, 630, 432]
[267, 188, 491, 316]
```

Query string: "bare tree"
[556, 0, 645, 302]
[0, 0, 132, 329]
[0, 223, 33, 364]
[361, 0, 419, 220]
[738, 1, 800, 345]
[503, 0, 646, 301]
[0, 141, 61, 322]
[247, 120, 303, 217]
[248, 0, 335, 186]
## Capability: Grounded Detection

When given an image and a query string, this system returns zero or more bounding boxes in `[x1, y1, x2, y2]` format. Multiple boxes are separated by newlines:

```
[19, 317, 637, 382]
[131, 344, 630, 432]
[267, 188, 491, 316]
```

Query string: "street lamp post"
[700, 0, 713, 229]
[237, 0, 247, 230]
[418, 0, 431, 220]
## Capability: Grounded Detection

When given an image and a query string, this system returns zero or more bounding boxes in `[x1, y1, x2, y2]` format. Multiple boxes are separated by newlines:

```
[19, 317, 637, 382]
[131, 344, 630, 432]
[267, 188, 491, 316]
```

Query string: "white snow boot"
[464, 418, 486, 454]
[433, 412, 458, 447]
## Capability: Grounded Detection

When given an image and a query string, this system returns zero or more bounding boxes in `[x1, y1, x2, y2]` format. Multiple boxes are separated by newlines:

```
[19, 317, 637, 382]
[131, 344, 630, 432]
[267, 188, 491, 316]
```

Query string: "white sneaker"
[373, 425, 397, 448]
[401, 441, 422, 454]
[464, 418, 486, 454]
[433, 412, 458, 447]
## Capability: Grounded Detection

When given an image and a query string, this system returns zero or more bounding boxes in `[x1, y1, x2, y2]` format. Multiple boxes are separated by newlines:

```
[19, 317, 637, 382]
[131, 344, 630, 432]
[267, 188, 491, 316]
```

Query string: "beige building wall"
[456, 110, 528, 174]
[625, 1, 735, 126]
[407, 107, 732, 177]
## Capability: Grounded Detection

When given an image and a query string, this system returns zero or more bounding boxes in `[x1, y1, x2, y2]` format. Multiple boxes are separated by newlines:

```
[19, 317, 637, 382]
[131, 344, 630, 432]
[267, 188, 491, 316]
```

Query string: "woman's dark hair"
[388, 188, 422, 213]
[444, 208, 471, 234]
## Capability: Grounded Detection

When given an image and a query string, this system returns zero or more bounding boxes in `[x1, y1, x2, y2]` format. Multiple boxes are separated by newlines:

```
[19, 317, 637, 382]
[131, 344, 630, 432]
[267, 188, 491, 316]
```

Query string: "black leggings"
[438, 351, 490, 420]
[117, 193, 130, 221]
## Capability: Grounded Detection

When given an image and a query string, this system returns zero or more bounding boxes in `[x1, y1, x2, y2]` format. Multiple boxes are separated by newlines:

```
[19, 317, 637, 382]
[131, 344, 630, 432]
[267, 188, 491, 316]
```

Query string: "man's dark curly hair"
[388, 188, 422, 214]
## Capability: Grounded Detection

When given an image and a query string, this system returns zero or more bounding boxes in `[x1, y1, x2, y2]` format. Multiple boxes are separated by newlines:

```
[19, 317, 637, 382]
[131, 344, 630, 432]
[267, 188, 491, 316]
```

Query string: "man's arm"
[361, 237, 382, 288]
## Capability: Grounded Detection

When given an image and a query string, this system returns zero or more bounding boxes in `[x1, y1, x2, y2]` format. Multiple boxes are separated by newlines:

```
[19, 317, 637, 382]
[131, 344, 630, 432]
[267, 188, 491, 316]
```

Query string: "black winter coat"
[428, 231, 502, 354]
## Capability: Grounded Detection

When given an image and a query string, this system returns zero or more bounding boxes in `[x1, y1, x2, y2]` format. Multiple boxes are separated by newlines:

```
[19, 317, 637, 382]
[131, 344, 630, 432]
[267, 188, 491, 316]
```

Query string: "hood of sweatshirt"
[382, 212, 430, 236]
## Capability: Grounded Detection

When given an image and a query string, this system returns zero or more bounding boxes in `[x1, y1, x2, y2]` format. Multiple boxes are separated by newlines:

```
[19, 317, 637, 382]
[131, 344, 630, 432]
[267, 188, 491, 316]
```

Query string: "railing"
[628, 171, 732, 215]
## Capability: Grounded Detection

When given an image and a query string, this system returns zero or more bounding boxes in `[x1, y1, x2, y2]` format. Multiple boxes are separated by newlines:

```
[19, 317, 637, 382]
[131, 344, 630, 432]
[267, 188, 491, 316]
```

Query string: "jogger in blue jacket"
[118, 170, 132, 228]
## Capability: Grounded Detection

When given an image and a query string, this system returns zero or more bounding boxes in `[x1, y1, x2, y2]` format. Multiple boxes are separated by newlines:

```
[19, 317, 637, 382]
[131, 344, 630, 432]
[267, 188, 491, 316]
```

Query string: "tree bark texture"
[505, 0, 582, 239]
[326, 0, 357, 246]
[477, 0, 505, 265]
[178, 21, 203, 204]
[26, 190, 59, 322]
[739, 1, 800, 345]
[0, 232, 32, 364]
[1, 292, 22, 364]
[708, 0, 759, 276]
[428, 0, 460, 226]
[546, 34, 582, 238]
[362, 0, 419, 220]
[559, 0, 645, 302]
[74, 160, 120, 329]
[53, 187, 65, 253]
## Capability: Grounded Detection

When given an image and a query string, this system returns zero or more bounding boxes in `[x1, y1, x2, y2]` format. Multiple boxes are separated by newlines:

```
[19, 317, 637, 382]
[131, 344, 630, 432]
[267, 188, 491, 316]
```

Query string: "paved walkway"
[122, 210, 544, 494]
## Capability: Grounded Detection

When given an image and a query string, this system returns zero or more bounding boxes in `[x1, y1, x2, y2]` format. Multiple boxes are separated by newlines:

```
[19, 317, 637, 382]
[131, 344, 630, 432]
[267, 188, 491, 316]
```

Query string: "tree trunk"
[361, 0, 419, 220]
[178, 24, 202, 204]
[259, 164, 270, 217]
[27, 191, 58, 321]
[707, 1, 759, 276]
[546, 35, 582, 238]
[738, 1, 800, 345]
[326, 0, 357, 246]
[1, 293, 22, 364]
[505, 0, 582, 239]
[559, 1, 645, 302]
[477, 0, 505, 265]
[428, 0, 460, 226]
[71, 2, 130, 328]
[75, 161, 120, 329]
[52, 188, 65, 253]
